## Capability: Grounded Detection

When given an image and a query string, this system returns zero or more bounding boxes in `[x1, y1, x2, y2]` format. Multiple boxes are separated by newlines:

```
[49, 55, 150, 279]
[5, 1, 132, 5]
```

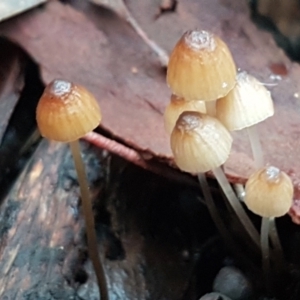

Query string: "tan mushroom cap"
[167, 30, 236, 101]
[171, 111, 232, 173]
[216, 72, 274, 131]
[245, 166, 293, 218]
[164, 94, 206, 135]
[36, 79, 102, 142]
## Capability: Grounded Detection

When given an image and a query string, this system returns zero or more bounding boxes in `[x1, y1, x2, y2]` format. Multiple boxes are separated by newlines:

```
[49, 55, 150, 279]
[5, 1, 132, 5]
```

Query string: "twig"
[90, 0, 169, 67]
[84, 131, 197, 187]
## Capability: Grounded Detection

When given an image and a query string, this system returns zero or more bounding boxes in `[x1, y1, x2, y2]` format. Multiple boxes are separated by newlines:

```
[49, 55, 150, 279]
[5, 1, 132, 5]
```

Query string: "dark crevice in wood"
[0, 48, 44, 201]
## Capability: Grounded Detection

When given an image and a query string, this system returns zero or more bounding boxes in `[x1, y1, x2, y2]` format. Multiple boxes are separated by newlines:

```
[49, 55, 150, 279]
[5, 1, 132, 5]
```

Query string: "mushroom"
[36, 79, 109, 300]
[167, 30, 236, 116]
[164, 94, 206, 135]
[216, 71, 274, 168]
[171, 111, 260, 247]
[244, 166, 293, 281]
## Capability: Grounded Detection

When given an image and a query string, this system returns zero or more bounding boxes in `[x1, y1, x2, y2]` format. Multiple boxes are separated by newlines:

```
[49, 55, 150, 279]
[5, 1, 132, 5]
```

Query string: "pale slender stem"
[69, 140, 109, 300]
[212, 167, 260, 248]
[233, 183, 245, 202]
[205, 101, 216, 117]
[261, 217, 270, 290]
[269, 217, 283, 254]
[269, 217, 285, 271]
[247, 125, 264, 169]
[198, 173, 237, 249]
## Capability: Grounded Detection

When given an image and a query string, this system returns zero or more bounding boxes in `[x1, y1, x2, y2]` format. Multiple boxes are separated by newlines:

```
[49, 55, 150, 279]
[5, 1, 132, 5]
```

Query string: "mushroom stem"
[198, 173, 236, 248]
[269, 217, 285, 271]
[261, 217, 271, 290]
[198, 174, 260, 272]
[205, 101, 217, 117]
[233, 183, 245, 202]
[247, 125, 264, 169]
[212, 167, 260, 248]
[262, 218, 285, 288]
[69, 140, 109, 300]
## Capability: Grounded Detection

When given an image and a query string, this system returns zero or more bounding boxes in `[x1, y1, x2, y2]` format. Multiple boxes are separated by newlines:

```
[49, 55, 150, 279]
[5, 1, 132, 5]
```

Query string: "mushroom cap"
[171, 111, 232, 173]
[167, 30, 236, 101]
[216, 72, 274, 131]
[36, 80, 102, 142]
[245, 166, 293, 218]
[164, 94, 206, 135]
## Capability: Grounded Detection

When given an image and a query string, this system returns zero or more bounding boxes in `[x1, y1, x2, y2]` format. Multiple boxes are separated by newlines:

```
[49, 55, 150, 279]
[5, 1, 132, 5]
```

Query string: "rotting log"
[0, 140, 98, 299]
[0, 139, 213, 299]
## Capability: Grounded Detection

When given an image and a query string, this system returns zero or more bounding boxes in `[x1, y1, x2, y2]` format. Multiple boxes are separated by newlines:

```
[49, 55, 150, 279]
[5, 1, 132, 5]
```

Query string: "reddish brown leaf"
[89, 0, 169, 66]
[1, 0, 300, 220]
[89, 0, 128, 18]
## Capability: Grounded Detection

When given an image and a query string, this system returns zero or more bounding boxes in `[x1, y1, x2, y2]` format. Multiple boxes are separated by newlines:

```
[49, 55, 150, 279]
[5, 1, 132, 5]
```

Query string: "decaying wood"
[257, 0, 300, 39]
[0, 138, 212, 299]
[0, 140, 89, 299]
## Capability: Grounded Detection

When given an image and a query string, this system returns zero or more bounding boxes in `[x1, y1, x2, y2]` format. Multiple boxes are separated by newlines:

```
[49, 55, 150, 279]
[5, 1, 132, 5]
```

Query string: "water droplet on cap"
[265, 166, 280, 182]
[185, 30, 216, 51]
[51, 80, 72, 96]
[269, 74, 282, 81]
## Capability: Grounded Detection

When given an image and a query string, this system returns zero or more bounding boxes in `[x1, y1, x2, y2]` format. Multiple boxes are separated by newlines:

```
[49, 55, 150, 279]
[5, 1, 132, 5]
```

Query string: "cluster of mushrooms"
[164, 30, 294, 283]
[33, 30, 295, 299]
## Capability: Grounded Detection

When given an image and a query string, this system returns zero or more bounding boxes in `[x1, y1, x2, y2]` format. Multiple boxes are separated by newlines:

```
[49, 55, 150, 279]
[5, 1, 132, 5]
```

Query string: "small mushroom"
[171, 111, 260, 247]
[216, 71, 274, 168]
[245, 166, 293, 281]
[164, 94, 206, 135]
[36, 79, 109, 300]
[167, 30, 236, 115]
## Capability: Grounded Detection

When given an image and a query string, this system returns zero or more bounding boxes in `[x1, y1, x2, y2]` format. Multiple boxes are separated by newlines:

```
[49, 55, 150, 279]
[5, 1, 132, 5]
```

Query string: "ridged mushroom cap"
[216, 72, 274, 131]
[171, 111, 232, 173]
[245, 166, 293, 218]
[36, 79, 101, 142]
[167, 30, 236, 101]
[164, 94, 206, 135]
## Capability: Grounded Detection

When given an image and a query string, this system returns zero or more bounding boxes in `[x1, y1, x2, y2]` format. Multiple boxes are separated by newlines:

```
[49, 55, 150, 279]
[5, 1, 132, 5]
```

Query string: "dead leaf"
[89, 0, 169, 67]
[1, 0, 300, 220]
[89, 0, 127, 18]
